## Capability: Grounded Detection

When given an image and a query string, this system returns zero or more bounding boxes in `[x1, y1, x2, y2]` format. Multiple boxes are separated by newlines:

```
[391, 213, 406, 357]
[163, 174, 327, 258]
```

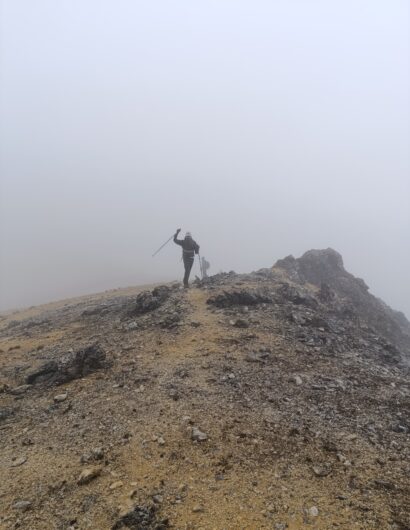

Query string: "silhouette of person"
[173, 229, 200, 288]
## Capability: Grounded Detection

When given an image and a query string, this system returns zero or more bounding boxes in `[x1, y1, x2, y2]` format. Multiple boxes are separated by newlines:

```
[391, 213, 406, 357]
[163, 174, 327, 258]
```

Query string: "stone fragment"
[77, 467, 102, 485]
[191, 427, 208, 442]
[54, 393, 68, 402]
[312, 465, 331, 477]
[12, 500, 31, 512]
[110, 481, 124, 490]
[152, 494, 163, 504]
[232, 319, 249, 329]
[11, 457, 27, 467]
[10, 385, 32, 396]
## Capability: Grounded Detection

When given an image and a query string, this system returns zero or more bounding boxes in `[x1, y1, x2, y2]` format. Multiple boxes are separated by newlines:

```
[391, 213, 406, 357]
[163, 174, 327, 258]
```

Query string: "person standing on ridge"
[201, 256, 210, 278]
[173, 229, 200, 288]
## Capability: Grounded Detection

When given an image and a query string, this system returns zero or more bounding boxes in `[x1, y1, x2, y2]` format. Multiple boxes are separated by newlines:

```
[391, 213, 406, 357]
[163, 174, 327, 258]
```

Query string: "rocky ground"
[0, 249, 409, 530]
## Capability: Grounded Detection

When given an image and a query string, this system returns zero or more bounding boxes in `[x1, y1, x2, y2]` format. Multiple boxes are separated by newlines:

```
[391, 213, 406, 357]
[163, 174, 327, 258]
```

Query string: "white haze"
[0, 1, 409, 317]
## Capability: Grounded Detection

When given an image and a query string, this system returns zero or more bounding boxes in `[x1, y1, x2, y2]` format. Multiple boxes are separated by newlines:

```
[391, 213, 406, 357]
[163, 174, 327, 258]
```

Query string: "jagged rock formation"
[0, 250, 409, 530]
[274, 248, 410, 362]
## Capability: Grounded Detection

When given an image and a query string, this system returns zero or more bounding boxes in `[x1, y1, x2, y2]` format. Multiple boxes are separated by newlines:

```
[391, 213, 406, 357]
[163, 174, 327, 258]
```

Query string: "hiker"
[173, 229, 200, 288]
[201, 256, 210, 278]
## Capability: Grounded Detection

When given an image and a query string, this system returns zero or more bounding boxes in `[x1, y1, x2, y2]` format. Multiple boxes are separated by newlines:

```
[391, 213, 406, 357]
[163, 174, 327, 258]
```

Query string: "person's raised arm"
[173, 228, 183, 245]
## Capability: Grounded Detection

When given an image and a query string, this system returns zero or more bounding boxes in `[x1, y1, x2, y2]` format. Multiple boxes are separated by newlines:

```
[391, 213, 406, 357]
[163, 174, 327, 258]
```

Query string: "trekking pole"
[152, 234, 174, 257]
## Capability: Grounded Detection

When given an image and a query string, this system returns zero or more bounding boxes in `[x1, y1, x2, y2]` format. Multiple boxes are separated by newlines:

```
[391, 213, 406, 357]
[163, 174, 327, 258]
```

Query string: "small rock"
[245, 352, 264, 363]
[10, 385, 32, 396]
[374, 480, 395, 490]
[192, 505, 204, 513]
[308, 506, 319, 517]
[191, 427, 208, 442]
[11, 457, 27, 467]
[152, 494, 163, 504]
[77, 467, 102, 485]
[157, 437, 166, 446]
[392, 424, 408, 434]
[168, 389, 179, 401]
[80, 447, 104, 464]
[232, 319, 249, 329]
[54, 393, 68, 403]
[110, 481, 124, 490]
[291, 375, 303, 386]
[312, 465, 331, 477]
[12, 500, 31, 512]
[92, 447, 104, 460]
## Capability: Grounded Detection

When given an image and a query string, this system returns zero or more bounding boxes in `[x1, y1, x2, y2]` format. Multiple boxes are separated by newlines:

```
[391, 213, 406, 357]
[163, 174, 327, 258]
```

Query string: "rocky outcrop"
[131, 285, 175, 316]
[207, 289, 272, 308]
[274, 248, 410, 360]
[26, 344, 107, 386]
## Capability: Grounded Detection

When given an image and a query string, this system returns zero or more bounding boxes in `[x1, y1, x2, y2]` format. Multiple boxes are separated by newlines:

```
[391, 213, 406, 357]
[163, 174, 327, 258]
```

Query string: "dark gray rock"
[111, 504, 168, 530]
[132, 285, 174, 315]
[207, 289, 271, 308]
[26, 344, 107, 386]
[232, 319, 249, 329]
[0, 407, 14, 422]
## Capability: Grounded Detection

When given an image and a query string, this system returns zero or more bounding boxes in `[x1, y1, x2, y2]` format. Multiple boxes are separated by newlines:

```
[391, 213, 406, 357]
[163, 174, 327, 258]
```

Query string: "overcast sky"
[0, 1, 409, 317]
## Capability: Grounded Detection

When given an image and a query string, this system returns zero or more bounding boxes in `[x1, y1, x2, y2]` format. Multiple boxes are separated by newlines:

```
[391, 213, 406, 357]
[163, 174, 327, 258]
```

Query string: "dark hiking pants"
[183, 257, 194, 287]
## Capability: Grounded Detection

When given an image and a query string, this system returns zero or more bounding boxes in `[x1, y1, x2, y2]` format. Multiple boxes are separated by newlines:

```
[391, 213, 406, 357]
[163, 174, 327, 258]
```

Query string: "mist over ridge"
[1, 1, 409, 317]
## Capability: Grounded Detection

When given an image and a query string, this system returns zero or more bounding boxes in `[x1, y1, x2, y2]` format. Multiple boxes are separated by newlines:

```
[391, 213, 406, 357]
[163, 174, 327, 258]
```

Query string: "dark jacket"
[174, 235, 200, 261]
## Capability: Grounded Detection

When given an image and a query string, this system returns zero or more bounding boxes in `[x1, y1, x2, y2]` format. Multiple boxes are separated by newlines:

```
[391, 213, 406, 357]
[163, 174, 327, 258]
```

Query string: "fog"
[0, 1, 409, 317]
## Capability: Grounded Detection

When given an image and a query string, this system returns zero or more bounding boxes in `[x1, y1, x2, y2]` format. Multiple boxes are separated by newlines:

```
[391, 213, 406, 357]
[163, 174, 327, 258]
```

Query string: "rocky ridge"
[0, 249, 409, 529]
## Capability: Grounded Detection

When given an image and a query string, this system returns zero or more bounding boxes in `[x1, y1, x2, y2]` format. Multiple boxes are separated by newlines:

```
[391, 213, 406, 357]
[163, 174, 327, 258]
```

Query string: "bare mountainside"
[0, 249, 409, 530]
